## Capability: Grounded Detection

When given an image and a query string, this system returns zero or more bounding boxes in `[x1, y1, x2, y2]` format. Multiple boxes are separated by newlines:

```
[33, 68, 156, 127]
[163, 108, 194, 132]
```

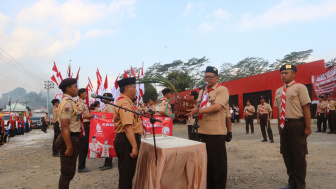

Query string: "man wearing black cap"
[114, 77, 143, 189]
[244, 100, 255, 134]
[57, 78, 81, 189]
[187, 91, 199, 141]
[51, 99, 60, 157]
[274, 64, 311, 189]
[257, 96, 274, 142]
[315, 95, 327, 133]
[187, 66, 230, 188]
[325, 93, 336, 134]
[99, 93, 114, 170]
[159, 88, 173, 116]
[77, 88, 94, 173]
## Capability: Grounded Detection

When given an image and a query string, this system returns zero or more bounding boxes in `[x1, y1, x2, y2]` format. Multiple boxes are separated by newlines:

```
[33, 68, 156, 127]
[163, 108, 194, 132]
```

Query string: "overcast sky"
[0, 0, 335, 97]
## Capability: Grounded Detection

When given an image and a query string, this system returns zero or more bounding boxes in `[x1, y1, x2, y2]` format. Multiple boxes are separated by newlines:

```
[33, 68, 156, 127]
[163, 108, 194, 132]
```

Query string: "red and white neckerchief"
[260, 105, 265, 116]
[327, 102, 330, 115]
[280, 81, 296, 129]
[317, 103, 321, 116]
[199, 84, 219, 119]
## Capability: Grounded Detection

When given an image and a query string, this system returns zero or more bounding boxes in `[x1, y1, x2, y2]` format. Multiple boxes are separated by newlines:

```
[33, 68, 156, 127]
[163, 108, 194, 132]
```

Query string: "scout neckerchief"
[199, 84, 220, 119]
[317, 102, 321, 116]
[327, 101, 330, 115]
[245, 106, 249, 117]
[280, 81, 296, 129]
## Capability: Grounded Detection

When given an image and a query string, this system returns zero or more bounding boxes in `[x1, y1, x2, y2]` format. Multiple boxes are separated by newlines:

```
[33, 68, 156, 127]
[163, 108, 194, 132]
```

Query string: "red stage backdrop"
[312, 66, 336, 96]
[141, 115, 173, 136]
[88, 112, 116, 159]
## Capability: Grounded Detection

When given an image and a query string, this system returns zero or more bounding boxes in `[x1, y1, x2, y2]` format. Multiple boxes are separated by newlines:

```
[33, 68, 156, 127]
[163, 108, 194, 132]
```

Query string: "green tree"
[325, 57, 336, 68]
[234, 57, 270, 78]
[270, 49, 313, 70]
[142, 83, 158, 102]
[219, 62, 235, 82]
[167, 70, 192, 92]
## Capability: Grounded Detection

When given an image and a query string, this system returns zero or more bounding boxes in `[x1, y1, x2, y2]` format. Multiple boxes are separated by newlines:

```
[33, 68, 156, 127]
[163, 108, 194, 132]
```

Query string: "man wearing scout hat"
[186, 66, 230, 188]
[57, 78, 81, 189]
[51, 98, 60, 157]
[325, 93, 336, 134]
[257, 96, 274, 142]
[274, 64, 311, 189]
[244, 100, 255, 134]
[114, 77, 143, 189]
[315, 95, 327, 133]
[77, 88, 94, 173]
[159, 88, 173, 116]
[99, 92, 114, 171]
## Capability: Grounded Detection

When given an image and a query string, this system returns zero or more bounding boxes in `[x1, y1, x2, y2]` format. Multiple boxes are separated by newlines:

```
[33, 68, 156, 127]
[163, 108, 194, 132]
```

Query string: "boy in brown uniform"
[77, 88, 94, 173]
[257, 96, 274, 142]
[326, 93, 336, 134]
[57, 78, 81, 189]
[315, 95, 327, 133]
[244, 100, 255, 134]
[114, 77, 143, 189]
[100, 93, 114, 170]
[187, 66, 229, 188]
[274, 64, 311, 189]
[52, 99, 60, 157]
[159, 88, 173, 116]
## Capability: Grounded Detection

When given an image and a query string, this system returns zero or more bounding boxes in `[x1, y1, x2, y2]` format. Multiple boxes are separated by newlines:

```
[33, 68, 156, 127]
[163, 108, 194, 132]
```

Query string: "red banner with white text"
[88, 112, 116, 159]
[312, 66, 336, 96]
[141, 115, 173, 136]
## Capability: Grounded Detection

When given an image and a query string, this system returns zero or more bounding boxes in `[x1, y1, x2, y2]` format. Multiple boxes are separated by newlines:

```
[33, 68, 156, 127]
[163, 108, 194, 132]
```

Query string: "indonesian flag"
[138, 64, 145, 103]
[111, 74, 120, 104]
[103, 74, 108, 94]
[130, 66, 136, 77]
[76, 67, 81, 80]
[51, 75, 59, 86]
[51, 61, 63, 99]
[123, 70, 128, 78]
[24, 112, 27, 128]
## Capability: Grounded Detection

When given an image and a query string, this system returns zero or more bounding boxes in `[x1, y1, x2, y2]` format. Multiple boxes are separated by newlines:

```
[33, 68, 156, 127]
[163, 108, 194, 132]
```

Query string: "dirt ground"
[1, 122, 335, 189]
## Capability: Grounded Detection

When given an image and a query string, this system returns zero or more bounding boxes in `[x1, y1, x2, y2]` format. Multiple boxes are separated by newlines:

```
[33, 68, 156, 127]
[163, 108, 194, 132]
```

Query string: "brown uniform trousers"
[280, 119, 308, 189]
[259, 114, 273, 141]
[327, 110, 336, 133]
[199, 134, 227, 189]
[59, 134, 80, 189]
[78, 122, 90, 169]
[245, 115, 254, 133]
[52, 122, 61, 155]
[114, 133, 141, 189]
[316, 113, 327, 132]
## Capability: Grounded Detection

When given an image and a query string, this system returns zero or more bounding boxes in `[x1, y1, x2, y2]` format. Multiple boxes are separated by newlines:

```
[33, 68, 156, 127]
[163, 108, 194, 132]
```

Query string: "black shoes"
[279, 185, 295, 189]
[270, 140, 274, 143]
[322, 131, 326, 133]
[52, 154, 60, 157]
[261, 139, 268, 142]
[100, 166, 112, 170]
[78, 167, 91, 173]
[315, 130, 322, 132]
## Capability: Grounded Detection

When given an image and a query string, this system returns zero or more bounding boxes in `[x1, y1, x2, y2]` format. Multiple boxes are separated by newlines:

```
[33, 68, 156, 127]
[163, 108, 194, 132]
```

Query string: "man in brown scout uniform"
[325, 93, 336, 134]
[159, 88, 173, 116]
[77, 88, 94, 173]
[52, 99, 61, 157]
[244, 100, 255, 134]
[148, 99, 156, 113]
[57, 78, 81, 189]
[315, 95, 327, 133]
[274, 64, 312, 189]
[187, 66, 229, 188]
[257, 96, 274, 143]
[114, 77, 143, 189]
[99, 92, 114, 170]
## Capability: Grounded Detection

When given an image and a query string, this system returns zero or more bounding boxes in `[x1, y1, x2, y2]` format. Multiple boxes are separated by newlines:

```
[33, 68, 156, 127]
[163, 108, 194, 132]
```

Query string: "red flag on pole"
[131, 66, 136, 77]
[76, 67, 81, 80]
[52, 61, 58, 73]
[51, 75, 59, 85]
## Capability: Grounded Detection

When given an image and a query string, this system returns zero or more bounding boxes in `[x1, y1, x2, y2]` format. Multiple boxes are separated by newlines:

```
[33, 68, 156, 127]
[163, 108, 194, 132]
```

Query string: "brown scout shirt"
[113, 94, 143, 135]
[53, 107, 59, 123]
[102, 104, 114, 113]
[327, 100, 336, 111]
[274, 81, 311, 118]
[159, 99, 173, 116]
[77, 99, 90, 122]
[58, 94, 81, 132]
[197, 83, 229, 135]
[257, 103, 272, 114]
[244, 105, 255, 116]
[225, 103, 231, 118]
[316, 101, 327, 114]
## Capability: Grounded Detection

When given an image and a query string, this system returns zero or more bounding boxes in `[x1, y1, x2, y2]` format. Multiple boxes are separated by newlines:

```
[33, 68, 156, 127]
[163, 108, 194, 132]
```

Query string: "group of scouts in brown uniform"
[51, 63, 318, 189]
[315, 93, 336, 134]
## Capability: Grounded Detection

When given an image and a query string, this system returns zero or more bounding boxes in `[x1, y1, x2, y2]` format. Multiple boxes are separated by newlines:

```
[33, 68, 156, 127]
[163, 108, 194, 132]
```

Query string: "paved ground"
[0, 122, 335, 189]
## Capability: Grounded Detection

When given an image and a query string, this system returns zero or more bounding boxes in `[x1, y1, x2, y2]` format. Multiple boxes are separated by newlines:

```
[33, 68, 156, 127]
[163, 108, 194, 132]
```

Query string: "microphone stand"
[192, 87, 206, 134]
[103, 101, 162, 166]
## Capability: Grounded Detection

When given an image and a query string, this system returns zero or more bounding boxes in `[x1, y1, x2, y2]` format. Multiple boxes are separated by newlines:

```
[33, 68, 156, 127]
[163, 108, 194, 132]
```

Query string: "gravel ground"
[0, 122, 335, 189]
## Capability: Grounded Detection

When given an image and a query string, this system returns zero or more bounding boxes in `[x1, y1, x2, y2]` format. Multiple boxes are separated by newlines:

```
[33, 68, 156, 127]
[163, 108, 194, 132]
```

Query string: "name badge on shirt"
[207, 101, 211, 107]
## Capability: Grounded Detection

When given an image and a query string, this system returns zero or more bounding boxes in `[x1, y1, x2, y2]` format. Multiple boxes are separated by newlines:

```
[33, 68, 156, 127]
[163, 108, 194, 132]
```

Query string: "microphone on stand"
[198, 82, 208, 90]
[91, 93, 115, 101]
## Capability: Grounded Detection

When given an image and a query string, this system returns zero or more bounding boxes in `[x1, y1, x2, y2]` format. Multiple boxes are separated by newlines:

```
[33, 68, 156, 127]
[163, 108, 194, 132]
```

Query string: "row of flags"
[50, 61, 145, 109]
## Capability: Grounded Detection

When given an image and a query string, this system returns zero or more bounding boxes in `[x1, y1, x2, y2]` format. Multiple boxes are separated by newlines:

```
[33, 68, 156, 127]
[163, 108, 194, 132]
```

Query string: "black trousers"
[327, 110, 336, 132]
[316, 113, 327, 132]
[53, 122, 61, 155]
[78, 122, 90, 169]
[188, 125, 199, 141]
[59, 135, 80, 189]
[280, 120, 307, 189]
[259, 114, 273, 140]
[114, 133, 141, 189]
[245, 115, 254, 133]
[199, 134, 227, 189]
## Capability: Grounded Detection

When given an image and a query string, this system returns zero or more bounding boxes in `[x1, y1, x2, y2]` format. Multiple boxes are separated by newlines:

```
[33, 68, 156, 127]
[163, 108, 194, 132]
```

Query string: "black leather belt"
[70, 132, 80, 137]
[285, 118, 304, 122]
